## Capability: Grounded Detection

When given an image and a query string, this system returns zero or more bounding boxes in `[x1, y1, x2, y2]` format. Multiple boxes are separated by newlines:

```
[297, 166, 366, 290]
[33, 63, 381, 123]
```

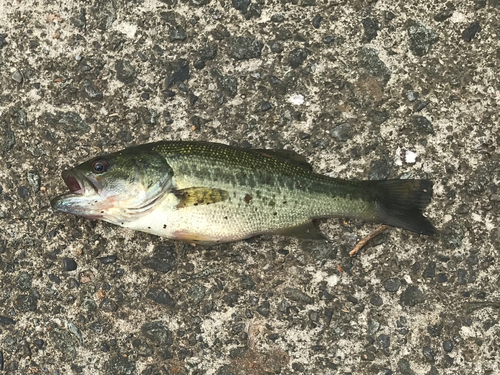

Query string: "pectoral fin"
[274, 221, 328, 240]
[173, 187, 229, 209]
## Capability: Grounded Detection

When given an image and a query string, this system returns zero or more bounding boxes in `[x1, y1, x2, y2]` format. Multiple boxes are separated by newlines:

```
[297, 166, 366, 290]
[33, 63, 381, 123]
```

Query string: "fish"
[51, 141, 435, 244]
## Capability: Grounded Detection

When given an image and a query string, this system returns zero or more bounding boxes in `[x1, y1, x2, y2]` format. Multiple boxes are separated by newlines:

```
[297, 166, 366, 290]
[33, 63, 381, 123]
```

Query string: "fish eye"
[91, 159, 109, 174]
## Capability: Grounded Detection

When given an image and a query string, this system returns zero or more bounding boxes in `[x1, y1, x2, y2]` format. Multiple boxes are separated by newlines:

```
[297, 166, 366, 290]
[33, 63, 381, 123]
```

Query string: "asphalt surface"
[1, 1, 500, 374]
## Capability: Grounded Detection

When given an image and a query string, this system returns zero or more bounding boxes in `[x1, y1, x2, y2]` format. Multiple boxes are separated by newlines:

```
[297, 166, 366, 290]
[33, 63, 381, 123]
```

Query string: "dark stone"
[99, 298, 118, 312]
[223, 291, 239, 307]
[194, 59, 205, 70]
[146, 287, 175, 307]
[44, 111, 90, 133]
[0, 316, 16, 325]
[434, 9, 453, 22]
[240, 275, 255, 289]
[412, 116, 434, 135]
[229, 346, 247, 359]
[261, 101, 272, 111]
[115, 60, 136, 83]
[166, 59, 190, 87]
[312, 14, 323, 29]
[199, 45, 217, 60]
[15, 295, 38, 312]
[423, 262, 436, 278]
[257, 301, 270, 317]
[229, 36, 263, 60]
[106, 356, 136, 375]
[190, 0, 211, 5]
[63, 258, 77, 271]
[292, 362, 304, 371]
[436, 273, 448, 283]
[457, 269, 467, 285]
[329, 123, 352, 142]
[406, 20, 439, 57]
[427, 324, 442, 337]
[1, 122, 16, 153]
[413, 101, 429, 112]
[141, 321, 173, 346]
[400, 285, 426, 307]
[132, 339, 154, 357]
[17, 186, 30, 199]
[462, 22, 481, 42]
[141, 92, 150, 100]
[427, 366, 439, 375]
[0, 33, 7, 49]
[34, 338, 45, 349]
[212, 70, 238, 98]
[369, 157, 392, 180]
[284, 287, 313, 304]
[368, 110, 389, 125]
[323, 36, 335, 44]
[384, 279, 401, 292]
[362, 17, 379, 41]
[169, 25, 187, 41]
[377, 334, 390, 349]
[82, 79, 103, 101]
[359, 47, 391, 86]
[189, 283, 206, 304]
[16, 272, 32, 290]
[232, 0, 250, 13]
[288, 48, 309, 68]
[370, 294, 383, 306]
[142, 245, 176, 273]
[211, 25, 230, 40]
[216, 365, 237, 375]
[397, 358, 416, 375]
[422, 346, 435, 363]
[270, 40, 284, 53]
[441, 222, 464, 249]
[98, 255, 117, 264]
[443, 340, 453, 352]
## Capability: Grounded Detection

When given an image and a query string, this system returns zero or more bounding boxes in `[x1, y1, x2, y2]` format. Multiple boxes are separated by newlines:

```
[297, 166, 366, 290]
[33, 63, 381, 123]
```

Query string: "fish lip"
[51, 169, 100, 211]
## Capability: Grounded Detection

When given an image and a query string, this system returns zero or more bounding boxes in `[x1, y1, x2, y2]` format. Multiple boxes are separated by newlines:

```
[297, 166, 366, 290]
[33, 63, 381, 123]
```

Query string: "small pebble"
[462, 22, 481, 42]
[312, 14, 323, 29]
[63, 258, 77, 271]
[443, 340, 453, 352]
[12, 70, 23, 83]
[377, 334, 390, 349]
[384, 279, 401, 292]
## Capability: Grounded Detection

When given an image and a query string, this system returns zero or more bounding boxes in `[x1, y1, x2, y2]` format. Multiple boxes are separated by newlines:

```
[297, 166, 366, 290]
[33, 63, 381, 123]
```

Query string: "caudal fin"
[365, 179, 435, 235]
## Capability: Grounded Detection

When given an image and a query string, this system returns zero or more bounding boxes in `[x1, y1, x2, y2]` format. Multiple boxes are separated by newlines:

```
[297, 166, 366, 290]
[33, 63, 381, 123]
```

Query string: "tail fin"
[364, 179, 435, 235]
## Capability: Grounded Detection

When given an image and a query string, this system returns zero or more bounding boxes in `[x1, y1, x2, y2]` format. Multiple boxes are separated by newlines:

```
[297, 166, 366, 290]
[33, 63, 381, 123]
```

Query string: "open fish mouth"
[62, 170, 85, 195]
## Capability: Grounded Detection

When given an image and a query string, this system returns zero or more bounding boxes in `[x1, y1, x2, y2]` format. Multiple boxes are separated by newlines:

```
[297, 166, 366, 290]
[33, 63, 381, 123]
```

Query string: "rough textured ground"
[1, 0, 500, 374]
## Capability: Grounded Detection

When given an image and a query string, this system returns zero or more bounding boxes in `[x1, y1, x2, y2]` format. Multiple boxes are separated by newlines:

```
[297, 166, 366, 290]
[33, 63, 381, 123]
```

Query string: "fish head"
[51, 148, 173, 222]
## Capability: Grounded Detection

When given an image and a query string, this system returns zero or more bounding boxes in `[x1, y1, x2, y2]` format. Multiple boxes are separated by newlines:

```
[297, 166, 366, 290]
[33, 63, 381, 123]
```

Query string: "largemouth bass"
[51, 141, 435, 243]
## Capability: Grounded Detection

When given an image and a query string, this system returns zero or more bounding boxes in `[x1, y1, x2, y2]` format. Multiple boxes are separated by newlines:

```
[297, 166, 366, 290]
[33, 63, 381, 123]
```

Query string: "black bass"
[51, 141, 435, 243]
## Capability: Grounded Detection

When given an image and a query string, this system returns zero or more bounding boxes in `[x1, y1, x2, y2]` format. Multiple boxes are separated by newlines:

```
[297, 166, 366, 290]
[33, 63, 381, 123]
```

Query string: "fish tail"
[362, 179, 435, 235]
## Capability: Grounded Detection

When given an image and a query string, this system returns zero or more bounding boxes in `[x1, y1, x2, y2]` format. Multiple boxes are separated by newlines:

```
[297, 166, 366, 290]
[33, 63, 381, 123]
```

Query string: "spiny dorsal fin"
[274, 221, 328, 240]
[173, 187, 229, 209]
[252, 149, 313, 171]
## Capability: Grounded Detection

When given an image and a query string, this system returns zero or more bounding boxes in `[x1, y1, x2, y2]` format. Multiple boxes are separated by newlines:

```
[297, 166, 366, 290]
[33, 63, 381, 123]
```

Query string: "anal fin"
[274, 221, 328, 240]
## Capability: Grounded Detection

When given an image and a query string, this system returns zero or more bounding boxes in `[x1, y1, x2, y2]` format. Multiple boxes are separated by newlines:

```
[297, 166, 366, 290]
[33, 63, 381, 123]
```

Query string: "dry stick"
[350, 225, 389, 257]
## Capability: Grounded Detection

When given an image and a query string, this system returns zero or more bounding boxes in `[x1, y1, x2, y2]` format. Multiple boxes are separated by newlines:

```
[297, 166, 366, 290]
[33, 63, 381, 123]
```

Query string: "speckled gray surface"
[1, 1, 500, 374]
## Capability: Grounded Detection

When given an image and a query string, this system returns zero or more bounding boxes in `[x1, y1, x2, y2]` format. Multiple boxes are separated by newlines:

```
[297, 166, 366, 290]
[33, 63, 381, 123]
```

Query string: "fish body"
[51, 141, 435, 243]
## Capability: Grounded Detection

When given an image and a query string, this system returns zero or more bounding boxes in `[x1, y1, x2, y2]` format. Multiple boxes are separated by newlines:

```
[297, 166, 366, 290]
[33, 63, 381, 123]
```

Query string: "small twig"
[350, 225, 389, 257]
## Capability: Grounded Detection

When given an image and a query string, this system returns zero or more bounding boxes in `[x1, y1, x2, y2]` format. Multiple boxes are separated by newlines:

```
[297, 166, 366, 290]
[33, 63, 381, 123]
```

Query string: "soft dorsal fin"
[252, 149, 313, 171]
[173, 187, 229, 209]
[273, 221, 328, 240]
